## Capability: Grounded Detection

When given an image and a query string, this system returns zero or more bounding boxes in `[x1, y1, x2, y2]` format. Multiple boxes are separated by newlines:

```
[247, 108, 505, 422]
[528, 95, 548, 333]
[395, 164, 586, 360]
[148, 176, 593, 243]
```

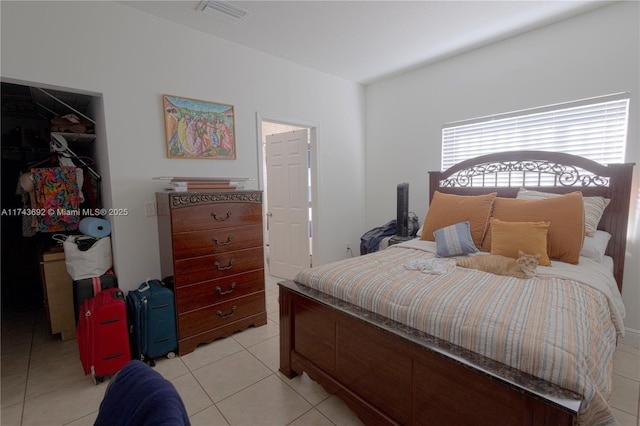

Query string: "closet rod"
[34, 87, 96, 125]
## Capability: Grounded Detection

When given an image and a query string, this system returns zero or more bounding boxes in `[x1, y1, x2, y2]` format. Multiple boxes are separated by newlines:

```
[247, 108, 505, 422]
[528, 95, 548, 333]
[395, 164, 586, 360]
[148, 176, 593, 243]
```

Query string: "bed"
[278, 151, 634, 426]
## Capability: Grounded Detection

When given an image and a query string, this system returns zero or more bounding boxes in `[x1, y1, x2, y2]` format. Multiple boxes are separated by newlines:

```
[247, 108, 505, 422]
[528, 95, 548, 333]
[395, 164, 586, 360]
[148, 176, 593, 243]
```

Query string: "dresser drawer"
[177, 291, 265, 338]
[174, 247, 264, 285]
[171, 202, 261, 232]
[172, 224, 263, 259]
[175, 270, 265, 313]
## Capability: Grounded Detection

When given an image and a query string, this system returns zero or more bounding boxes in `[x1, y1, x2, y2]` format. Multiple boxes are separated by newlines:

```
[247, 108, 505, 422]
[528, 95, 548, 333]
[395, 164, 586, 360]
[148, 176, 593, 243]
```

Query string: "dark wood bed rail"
[428, 150, 634, 291]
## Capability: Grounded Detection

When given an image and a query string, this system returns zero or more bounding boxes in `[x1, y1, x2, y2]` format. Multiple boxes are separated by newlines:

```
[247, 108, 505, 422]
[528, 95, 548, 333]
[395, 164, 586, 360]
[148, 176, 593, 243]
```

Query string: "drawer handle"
[216, 305, 237, 319]
[214, 258, 234, 271]
[211, 211, 232, 221]
[213, 235, 233, 246]
[215, 282, 236, 295]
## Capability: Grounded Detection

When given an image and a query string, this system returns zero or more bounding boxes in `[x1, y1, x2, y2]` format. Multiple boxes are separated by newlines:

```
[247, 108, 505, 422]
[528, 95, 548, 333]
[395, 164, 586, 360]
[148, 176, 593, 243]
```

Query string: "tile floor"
[1, 276, 638, 425]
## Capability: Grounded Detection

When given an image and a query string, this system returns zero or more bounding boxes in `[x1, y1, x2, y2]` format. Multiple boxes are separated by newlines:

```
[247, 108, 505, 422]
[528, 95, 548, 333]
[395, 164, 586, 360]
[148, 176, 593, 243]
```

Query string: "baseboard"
[620, 327, 640, 348]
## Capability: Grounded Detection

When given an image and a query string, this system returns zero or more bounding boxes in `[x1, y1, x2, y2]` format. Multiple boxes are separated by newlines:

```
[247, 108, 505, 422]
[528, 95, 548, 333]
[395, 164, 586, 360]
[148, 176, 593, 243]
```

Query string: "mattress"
[295, 239, 625, 425]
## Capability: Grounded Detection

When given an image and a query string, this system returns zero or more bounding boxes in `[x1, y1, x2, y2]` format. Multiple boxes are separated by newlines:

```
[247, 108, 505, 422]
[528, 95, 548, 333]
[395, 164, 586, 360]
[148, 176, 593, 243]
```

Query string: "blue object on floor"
[95, 360, 190, 426]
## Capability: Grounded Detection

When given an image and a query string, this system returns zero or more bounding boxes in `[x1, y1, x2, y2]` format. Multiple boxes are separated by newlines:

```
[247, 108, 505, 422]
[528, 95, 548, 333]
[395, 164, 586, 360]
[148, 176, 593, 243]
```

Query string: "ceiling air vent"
[198, 1, 249, 24]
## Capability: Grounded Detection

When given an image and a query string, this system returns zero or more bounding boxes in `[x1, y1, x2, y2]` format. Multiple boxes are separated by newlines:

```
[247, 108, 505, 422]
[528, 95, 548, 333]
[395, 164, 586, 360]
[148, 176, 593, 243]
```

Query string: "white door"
[266, 129, 310, 279]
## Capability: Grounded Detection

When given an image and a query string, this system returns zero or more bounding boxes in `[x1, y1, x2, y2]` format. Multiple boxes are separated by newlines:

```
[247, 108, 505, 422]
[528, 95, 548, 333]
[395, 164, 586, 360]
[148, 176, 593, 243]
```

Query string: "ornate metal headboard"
[439, 154, 610, 188]
[429, 150, 634, 291]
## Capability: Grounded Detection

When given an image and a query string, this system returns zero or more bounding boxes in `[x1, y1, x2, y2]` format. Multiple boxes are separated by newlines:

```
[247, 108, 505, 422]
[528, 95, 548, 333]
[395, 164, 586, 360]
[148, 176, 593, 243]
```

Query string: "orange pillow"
[489, 218, 551, 266]
[420, 191, 497, 248]
[483, 192, 584, 264]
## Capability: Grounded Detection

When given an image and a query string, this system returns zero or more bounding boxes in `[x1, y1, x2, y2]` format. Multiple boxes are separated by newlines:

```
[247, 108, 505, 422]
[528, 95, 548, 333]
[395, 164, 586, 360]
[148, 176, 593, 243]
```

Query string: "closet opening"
[1, 80, 106, 317]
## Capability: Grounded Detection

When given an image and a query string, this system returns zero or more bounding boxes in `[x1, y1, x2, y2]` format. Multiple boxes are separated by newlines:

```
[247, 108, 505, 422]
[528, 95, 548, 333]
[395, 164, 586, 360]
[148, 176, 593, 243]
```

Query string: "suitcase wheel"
[167, 352, 176, 359]
[90, 367, 102, 385]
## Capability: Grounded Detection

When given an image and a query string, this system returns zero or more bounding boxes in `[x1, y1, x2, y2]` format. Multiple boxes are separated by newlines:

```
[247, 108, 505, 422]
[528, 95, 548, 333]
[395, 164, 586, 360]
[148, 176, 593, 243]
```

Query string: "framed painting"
[163, 94, 236, 159]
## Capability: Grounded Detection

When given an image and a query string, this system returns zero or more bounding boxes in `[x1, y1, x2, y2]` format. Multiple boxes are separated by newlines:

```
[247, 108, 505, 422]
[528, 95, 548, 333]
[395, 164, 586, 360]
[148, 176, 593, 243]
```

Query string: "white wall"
[365, 1, 640, 345]
[1, 1, 366, 290]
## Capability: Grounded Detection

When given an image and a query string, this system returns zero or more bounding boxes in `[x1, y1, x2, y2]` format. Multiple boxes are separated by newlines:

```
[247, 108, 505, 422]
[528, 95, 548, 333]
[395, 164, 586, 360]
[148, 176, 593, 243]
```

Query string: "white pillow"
[580, 230, 611, 263]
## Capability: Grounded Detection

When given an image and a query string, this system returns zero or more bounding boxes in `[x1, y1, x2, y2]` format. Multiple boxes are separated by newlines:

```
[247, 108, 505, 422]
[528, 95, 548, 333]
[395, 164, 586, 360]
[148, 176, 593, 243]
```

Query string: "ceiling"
[120, 0, 609, 85]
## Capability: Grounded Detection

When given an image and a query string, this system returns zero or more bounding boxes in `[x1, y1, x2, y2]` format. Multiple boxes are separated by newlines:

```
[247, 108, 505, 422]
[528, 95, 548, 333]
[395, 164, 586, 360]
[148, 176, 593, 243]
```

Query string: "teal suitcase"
[126, 279, 178, 366]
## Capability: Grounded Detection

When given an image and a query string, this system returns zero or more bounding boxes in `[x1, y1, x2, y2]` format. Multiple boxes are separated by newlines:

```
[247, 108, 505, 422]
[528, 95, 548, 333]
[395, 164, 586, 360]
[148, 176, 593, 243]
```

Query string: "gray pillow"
[433, 221, 478, 257]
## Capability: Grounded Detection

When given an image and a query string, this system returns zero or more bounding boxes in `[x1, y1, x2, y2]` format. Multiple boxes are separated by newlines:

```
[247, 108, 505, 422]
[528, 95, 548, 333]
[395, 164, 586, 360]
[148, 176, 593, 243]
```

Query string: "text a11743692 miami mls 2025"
[0, 207, 130, 217]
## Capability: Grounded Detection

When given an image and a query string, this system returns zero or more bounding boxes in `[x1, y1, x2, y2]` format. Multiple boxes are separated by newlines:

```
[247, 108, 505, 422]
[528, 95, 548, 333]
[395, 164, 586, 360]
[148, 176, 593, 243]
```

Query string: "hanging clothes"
[58, 153, 84, 203]
[31, 167, 82, 232]
[81, 167, 100, 210]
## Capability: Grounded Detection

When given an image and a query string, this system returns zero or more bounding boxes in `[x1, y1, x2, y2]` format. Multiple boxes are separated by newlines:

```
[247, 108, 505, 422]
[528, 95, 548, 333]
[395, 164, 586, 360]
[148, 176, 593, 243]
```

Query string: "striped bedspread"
[295, 240, 625, 426]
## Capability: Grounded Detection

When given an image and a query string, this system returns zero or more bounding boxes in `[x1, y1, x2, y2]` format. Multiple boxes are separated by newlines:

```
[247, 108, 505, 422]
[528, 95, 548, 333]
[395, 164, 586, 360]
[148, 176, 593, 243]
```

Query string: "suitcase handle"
[92, 277, 101, 296]
[139, 278, 166, 293]
[139, 279, 152, 292]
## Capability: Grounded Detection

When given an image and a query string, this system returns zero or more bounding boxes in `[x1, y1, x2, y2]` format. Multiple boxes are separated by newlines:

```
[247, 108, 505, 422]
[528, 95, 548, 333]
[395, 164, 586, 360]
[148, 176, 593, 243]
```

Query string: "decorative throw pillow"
[484, 192, 584, 264]
[489, 218, 551, 266]
[433, 221, 479, 257]
[420, 191, 497, 249]
[516, 188, 609, 236]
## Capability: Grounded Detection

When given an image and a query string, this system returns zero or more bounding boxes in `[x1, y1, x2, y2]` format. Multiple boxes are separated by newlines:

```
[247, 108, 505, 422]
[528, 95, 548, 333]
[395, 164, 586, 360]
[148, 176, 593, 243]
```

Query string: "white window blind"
[442, 93, 629, 171]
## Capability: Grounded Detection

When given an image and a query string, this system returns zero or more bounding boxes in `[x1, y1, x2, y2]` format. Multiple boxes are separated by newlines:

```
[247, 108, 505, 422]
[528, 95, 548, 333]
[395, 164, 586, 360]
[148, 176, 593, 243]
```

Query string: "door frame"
[256, 112, 319, 272]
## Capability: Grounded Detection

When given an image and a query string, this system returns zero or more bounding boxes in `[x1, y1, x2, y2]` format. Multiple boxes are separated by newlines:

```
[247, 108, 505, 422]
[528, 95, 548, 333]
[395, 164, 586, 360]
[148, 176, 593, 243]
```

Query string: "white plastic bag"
[59, 235, 113, 280]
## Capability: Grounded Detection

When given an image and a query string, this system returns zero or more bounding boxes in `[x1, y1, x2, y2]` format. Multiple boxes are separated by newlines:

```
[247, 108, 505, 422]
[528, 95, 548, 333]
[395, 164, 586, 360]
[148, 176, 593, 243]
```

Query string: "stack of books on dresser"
[155, 177, 249, 192]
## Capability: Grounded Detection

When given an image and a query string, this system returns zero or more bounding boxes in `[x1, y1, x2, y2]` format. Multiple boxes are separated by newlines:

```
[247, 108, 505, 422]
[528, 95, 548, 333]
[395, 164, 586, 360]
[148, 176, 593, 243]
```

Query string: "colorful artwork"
[163, 94, 236, 159]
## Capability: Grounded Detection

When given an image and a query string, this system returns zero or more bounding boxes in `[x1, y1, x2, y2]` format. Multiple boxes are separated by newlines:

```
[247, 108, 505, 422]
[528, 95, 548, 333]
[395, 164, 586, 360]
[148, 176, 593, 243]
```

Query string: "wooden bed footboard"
[279, 280, 581, 426]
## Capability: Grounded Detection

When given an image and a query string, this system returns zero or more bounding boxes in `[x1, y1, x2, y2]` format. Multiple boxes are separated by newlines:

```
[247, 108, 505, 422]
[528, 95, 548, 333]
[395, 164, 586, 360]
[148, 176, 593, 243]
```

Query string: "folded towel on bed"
[404, 258, 453, 274]
[95, 360, 190, 426]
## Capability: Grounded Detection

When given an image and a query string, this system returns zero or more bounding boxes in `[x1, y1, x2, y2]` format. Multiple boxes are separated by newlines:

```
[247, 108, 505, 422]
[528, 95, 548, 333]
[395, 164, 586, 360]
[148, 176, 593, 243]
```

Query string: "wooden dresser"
[156, 190, 267, 355]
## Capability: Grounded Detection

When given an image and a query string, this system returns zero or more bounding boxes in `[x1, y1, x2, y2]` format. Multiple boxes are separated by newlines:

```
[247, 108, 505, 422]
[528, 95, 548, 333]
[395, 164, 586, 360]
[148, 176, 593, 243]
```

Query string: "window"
[442, 93, 629, 171]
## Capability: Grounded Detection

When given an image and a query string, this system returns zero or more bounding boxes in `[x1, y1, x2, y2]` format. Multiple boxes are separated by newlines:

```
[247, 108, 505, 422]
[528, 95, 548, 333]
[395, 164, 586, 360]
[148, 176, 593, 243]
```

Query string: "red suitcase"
[77, 288, 131, 384]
